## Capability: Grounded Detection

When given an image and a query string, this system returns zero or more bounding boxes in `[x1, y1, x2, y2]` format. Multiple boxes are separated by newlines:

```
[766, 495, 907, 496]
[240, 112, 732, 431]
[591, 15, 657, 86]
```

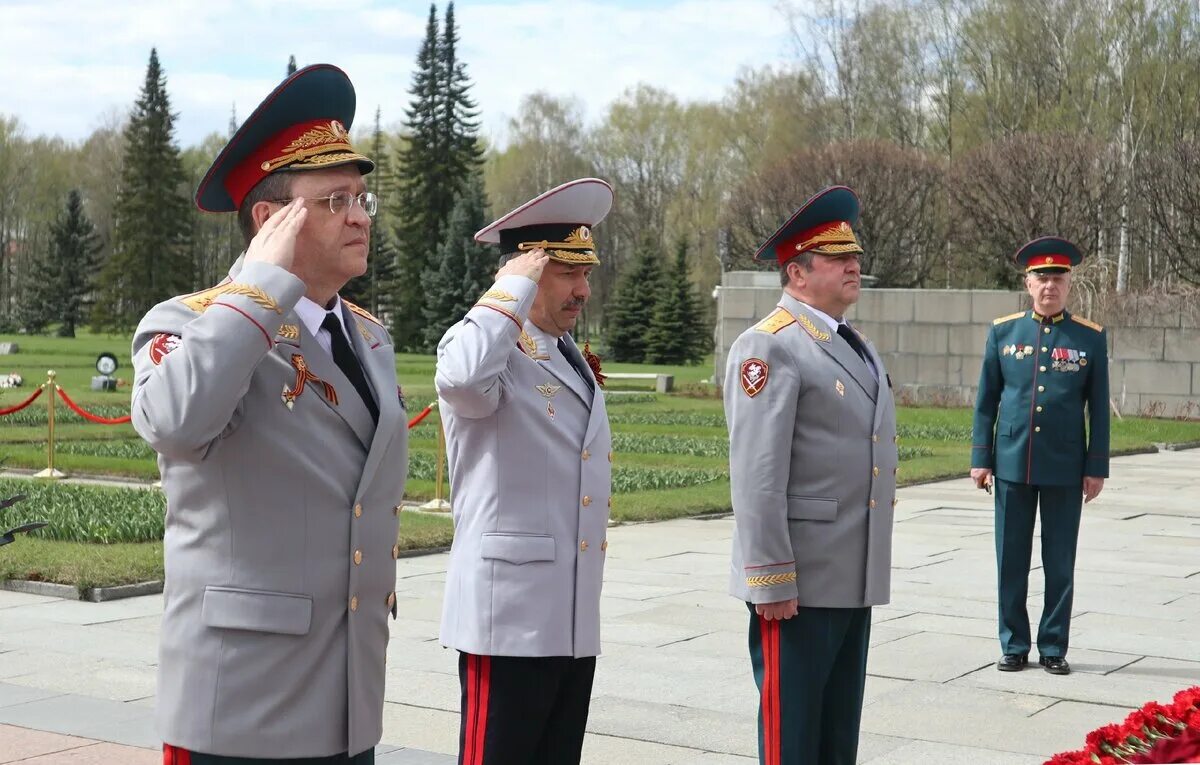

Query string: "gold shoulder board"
[179, 282, 280, 314]
[993, 312, 1025, 326]
[1071, 315, 1104, 332]
[344, 300, 384, 328]
[754, 309, 796, 335]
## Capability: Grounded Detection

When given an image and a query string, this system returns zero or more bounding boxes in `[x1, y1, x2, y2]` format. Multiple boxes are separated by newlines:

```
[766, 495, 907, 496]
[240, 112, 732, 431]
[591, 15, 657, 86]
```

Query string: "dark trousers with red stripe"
[163, 744, 373, 764]
[748, 604, 871, 765]
[458, 652, 596, 765]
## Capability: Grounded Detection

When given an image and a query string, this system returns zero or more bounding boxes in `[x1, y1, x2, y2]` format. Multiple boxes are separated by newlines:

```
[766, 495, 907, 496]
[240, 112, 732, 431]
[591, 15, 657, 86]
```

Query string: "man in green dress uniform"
[971, 236, 1110, 676]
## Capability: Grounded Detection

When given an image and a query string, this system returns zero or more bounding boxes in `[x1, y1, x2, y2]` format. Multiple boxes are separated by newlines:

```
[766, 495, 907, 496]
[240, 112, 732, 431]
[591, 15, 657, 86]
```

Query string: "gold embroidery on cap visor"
[797, 221, 864, 256]
[516, 226, 600, 265]
[259, 121, 370, 173]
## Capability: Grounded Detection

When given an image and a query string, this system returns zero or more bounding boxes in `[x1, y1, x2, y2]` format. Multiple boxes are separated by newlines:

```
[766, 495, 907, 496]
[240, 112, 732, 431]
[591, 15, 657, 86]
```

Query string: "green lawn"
[3, 331, 1200, 590]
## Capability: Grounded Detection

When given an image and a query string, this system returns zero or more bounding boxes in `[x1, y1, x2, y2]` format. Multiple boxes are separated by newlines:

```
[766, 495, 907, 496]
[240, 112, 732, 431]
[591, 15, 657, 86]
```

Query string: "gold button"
[392, 544, 401, 559]
[582, 496, 591, 507]
[350, 596, 358, 612]
[354, 504, 363, 518]
[354, 550, 363, 565]
[393, 504, 402, 516]
[872, 434, 879, 443]
[1036, 406, 1043, 412]
[601, 540, 608, 552]
[582, 450, 590, 460]
[607, 497, 612, 508]
[1040, 366, 1046, 372]
[1044, 327, 1051, 334]
[580, 540, 588, 551]
[873, 466, 880, 477]
[386, 592, 396, 609]
[1038, 385, 1045, 392]
[869, 499, 877, 509]
[1035, 426, 1041, 433]
[608, 451, 614, 462]
[1041, 347, 1048, 352]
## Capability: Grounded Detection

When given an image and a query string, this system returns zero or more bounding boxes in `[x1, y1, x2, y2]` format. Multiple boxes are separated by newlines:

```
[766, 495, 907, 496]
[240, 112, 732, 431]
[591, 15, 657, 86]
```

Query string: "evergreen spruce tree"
[645, 239, 710, 364]
[287, 55, 297, 76]
[344, 107, 397, 316]
[439, 2, 484, 181]
[93, 48, 192, 330]
[389, 1, 483, 350]
[390, 5, 443, 349]
[420, 172, 490, 351]
[17, 190, 102, 335]
[605, 235, 666, 362]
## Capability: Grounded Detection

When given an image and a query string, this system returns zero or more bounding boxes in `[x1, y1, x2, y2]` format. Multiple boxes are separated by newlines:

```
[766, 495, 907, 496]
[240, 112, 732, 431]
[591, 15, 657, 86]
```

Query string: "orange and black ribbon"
[282, 353, 338, 409]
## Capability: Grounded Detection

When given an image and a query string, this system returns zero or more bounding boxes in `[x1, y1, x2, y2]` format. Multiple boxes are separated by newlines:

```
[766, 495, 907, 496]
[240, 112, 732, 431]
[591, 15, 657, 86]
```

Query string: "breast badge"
[1050, 348, 1082, 372]
[835, 379, 845, 397]
[740, 358, 768, 398]
[536, 382, 562, 418]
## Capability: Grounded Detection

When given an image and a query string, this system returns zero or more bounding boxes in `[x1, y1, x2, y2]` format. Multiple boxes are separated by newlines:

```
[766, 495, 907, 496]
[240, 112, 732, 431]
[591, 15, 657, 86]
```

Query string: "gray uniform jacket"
[724, 293, 897, 608]
[131, 257, 409, 759]
[436, 274, 612, 658]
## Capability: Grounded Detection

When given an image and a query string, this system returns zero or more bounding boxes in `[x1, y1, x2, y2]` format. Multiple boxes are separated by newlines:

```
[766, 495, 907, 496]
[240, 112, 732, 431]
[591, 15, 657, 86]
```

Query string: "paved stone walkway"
[1, 449, 1198, 763]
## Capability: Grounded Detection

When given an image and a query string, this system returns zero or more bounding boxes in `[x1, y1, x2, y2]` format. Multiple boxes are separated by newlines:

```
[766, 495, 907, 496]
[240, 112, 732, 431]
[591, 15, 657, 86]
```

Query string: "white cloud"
[0, 0, 793, 146]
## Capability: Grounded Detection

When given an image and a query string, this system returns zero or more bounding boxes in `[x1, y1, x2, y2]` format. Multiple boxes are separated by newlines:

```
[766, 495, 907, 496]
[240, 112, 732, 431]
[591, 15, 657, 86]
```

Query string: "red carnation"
[1129, 726, 1200, 763]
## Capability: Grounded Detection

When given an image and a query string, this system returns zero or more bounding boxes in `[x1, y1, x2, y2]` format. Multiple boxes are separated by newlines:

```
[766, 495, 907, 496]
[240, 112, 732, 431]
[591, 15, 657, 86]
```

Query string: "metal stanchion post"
[34, 370, 65, 479]
[420, 416, 451, 512]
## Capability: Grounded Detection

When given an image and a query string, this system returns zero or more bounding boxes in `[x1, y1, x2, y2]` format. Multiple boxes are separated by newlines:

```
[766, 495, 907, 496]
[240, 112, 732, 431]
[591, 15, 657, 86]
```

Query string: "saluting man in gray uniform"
[436, 178, 614, 765]
[725, 186, 898, 765]
[131, 65, 409, 765]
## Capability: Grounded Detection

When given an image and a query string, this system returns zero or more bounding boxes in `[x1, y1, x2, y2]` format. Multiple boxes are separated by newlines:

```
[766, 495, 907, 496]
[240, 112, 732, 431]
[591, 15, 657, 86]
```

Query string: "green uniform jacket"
[971, 310, 1110, 486]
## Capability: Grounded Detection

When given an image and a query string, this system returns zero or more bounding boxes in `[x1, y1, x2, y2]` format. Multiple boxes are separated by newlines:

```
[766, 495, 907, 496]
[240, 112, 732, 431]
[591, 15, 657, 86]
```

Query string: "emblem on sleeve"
[740, 358, 769, 398]
[148, 333, 181, 366]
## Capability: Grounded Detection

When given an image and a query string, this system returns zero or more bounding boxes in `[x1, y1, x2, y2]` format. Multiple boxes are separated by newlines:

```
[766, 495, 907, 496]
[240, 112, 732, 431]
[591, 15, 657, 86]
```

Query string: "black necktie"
[321, 312, 379, 424]
[837, 323, 869, 365]
[557, 338, 595, 395]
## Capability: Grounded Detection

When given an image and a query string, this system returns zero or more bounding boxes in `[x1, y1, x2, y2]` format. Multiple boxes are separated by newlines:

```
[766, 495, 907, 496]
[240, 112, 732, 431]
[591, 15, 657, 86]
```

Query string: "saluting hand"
[756, 598, 799, 621]
[497, 248, 549, 284]
[245, 198, 307, 271]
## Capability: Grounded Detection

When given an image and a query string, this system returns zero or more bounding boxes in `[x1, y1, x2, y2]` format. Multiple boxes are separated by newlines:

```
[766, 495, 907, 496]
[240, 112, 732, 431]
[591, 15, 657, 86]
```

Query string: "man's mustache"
[561, 298, 585, 310]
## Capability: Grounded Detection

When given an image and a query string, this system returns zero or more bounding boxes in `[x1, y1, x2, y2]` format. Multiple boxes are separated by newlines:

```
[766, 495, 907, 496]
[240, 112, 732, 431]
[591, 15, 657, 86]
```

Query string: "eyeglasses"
[271, 191, 378, 218]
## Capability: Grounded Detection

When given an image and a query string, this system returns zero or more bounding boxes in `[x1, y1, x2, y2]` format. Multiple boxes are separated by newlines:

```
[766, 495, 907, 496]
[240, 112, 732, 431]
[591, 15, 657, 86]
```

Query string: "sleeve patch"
[740, 358, 769, 397]
[149, 333, 181, 365]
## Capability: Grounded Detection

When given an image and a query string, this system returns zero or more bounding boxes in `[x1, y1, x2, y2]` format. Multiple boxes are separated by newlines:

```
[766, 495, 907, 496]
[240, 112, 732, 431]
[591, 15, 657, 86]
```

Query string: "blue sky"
[0, 0, 797, 147]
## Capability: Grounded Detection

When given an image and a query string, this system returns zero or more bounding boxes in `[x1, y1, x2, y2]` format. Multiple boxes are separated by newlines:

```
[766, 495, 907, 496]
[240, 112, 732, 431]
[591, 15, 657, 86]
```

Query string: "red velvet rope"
[407, 403, 435, 430]
[55, 386, 133, 425]
[0, 385, 44, 416]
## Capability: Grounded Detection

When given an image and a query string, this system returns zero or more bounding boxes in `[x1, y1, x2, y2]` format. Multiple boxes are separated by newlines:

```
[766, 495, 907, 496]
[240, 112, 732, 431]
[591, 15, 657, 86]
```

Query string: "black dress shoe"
[997, 653, 1028, 671]
[1039, 656, 1071, 675]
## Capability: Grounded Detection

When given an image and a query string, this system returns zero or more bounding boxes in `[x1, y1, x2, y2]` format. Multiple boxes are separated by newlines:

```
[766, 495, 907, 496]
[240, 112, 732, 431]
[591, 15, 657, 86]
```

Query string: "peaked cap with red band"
[1014, 236, 1083, 274]
[753, 185, 863, 265]
[195, 64, 374, 213]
